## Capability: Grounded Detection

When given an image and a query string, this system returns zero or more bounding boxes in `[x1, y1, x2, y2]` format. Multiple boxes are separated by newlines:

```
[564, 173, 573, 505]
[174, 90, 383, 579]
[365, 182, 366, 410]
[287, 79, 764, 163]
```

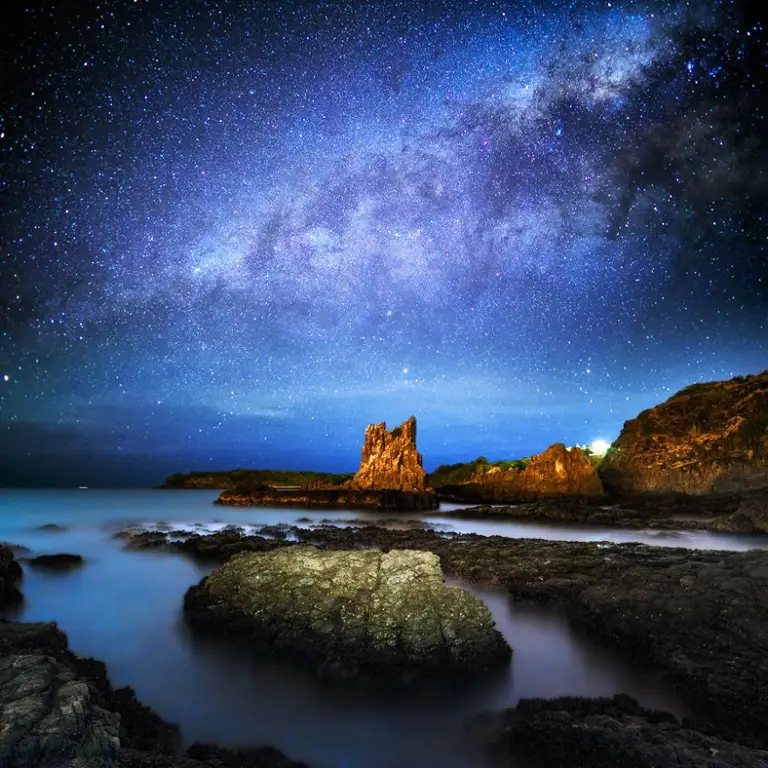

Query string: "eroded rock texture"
[184, 546, 510, 680]
[0, 620, 308, 768]
[0, 652, 121, 768]
[600, 370, 768, 497]
[472, 442, 604, 499]
[350, 416, 427, 492]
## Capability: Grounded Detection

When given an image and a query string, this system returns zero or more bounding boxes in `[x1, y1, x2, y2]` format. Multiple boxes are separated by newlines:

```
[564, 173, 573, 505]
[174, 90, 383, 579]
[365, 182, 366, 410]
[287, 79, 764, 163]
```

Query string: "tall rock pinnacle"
[351, 416, 427, 492]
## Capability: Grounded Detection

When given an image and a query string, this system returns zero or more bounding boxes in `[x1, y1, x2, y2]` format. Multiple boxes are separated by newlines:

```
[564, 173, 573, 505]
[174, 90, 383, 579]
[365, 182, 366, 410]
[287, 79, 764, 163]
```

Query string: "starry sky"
[1, 0, 766, 487]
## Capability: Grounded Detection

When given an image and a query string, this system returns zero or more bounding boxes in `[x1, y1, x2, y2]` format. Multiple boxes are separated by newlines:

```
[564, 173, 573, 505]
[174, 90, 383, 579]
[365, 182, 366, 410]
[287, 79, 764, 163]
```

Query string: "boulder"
[600, 370, 768, 498]
[349, 416, 427, 492]
[184, 546, 510, 681]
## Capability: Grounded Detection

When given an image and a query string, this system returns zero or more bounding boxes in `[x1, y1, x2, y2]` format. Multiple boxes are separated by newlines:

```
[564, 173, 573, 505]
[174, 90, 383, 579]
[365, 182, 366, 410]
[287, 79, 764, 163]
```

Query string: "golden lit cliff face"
[351, 416, 426, 493]
[600, 371, 768, 496]
[471, 443, 604, 498]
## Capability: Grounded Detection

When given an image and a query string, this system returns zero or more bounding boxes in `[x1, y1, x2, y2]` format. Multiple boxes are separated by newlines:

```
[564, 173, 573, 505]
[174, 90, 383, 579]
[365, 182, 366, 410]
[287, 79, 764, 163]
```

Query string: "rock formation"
[350, 416, 427, 492]
[216, 416, 437, 509]
[184, 546, 510, 681]
[441, 443, 604, 502]
[600, 370, 768, 498]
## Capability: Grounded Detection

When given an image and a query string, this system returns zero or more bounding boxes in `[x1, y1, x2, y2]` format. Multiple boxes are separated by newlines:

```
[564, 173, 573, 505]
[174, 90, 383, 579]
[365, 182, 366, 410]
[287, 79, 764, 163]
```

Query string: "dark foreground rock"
[27, 553, 85, 570]
[0, 619, 309, 768]
[184, 547, 510, 682]
[0, 544, 23, 609]
[475, 694, 768, 768]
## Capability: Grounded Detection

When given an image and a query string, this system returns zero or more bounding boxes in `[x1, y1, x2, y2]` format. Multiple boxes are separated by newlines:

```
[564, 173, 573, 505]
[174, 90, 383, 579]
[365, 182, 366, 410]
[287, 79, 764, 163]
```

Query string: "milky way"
[1, 0, 766, 485]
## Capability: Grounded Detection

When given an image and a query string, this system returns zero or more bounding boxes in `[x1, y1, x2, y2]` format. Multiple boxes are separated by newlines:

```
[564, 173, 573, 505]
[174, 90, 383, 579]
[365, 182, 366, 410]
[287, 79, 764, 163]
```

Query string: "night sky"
[1, 0, 766, 487]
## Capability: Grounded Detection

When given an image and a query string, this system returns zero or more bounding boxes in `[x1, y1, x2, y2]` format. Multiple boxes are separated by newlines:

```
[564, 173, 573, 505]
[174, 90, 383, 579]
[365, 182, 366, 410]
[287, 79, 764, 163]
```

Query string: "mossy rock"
[184, 547, 511, 681]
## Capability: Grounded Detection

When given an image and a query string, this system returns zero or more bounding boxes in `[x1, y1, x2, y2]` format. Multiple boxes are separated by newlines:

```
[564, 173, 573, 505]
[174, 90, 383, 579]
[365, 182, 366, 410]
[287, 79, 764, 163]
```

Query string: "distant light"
[402, 367, 408, 374]
[2, 374, 9, 382]
[591, 439, 610, 455]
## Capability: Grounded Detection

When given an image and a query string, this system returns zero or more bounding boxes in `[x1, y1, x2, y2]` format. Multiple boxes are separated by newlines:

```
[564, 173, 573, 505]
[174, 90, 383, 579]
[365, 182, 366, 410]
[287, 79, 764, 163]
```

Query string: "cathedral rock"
[350, 416, 427, 493]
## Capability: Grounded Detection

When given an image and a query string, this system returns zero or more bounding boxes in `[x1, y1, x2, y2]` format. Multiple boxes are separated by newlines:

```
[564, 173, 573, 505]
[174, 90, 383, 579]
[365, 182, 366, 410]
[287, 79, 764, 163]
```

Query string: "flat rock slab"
[184, 547, 510, 681]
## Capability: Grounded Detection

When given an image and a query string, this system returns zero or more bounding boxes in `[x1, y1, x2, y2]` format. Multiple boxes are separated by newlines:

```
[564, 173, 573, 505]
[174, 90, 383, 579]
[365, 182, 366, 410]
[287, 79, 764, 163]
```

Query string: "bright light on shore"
[590, 439, 610, 455]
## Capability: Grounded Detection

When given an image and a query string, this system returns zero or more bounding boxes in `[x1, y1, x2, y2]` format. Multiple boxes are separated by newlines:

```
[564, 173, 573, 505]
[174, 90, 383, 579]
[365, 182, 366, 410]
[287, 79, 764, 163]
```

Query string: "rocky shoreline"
[117, 524, 768, 748]
[6, 513, 768, 767]
[439, 495, 768, 533]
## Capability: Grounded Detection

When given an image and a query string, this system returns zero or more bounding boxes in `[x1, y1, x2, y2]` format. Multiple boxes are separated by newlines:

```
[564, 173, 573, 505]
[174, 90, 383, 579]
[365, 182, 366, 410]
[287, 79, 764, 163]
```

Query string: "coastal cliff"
[600, 371, 768, 498]
[436, 443, 604, 503]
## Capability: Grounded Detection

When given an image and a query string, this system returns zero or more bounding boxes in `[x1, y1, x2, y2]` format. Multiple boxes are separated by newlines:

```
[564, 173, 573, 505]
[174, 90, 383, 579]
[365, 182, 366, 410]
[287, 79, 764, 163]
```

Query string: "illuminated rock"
[350, 416, 427, 492]
[600, 370, 768, 497]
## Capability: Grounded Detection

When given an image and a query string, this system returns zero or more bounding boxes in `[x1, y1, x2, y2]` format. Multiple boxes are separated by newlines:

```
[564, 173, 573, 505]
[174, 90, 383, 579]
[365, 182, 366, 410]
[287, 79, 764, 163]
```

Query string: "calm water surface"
[1, 489, 762, 768]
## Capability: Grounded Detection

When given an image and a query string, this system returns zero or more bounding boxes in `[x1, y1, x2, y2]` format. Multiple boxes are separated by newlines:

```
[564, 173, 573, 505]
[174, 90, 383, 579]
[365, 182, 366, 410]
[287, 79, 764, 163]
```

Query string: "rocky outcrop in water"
[184, 546, 510, 681]
[0, 544, 23, 609]
[126, 523, 768, 746]
[600, 371, 768, 498]
[476, 694, 768, 768]
[0, 620, 308, 768]
[440, 442, 604, 503]
[27, 553, 85, 570]
[349, 416, 427, 492]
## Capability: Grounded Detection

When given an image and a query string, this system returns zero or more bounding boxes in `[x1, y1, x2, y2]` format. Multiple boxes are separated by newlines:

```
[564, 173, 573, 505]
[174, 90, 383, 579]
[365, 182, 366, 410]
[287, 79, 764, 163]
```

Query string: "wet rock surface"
[184, 546, 511, 681]
[476, 694, 768, 768]
[27, 553, 86, 570]
[122, 524, 768, 745]
[0, 619, 311, 768]
[600, 370, 768, 497]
